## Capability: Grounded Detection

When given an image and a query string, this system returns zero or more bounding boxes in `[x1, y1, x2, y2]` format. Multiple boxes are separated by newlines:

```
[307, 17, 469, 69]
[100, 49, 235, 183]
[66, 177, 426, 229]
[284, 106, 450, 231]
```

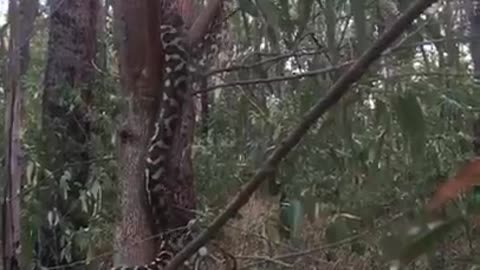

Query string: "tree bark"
[173, 0, 227, 225]
[4, 1, 23, 269]
[111, 0, 162, 266]
[2, 0, 38, 269]
[39, 0, 98, 268]
[110, 0, 227, 266]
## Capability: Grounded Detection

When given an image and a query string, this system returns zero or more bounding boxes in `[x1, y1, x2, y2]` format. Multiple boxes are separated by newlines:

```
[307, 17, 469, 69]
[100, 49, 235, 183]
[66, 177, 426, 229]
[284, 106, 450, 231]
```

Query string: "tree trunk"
[111, 0, 225, 266]
[39, 0, 98, 268]
[161, 0, 226, 236]
[2, 0, 38, 269]
[111, 0, 161, 266]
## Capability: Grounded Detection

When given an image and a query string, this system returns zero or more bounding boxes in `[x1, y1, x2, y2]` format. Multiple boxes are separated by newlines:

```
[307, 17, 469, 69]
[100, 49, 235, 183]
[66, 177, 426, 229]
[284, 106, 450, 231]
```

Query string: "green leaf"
[386, 217, 463, 267]
[473, 186, 480, 204]
[86, 246, 94, 264]
[26, 161, 36, 185]
[80, 191, 88, 213]
[279, 199, 304, 239]
[392, 93, 426, 163]
[467, 186, 480, 213]
[325, 214, 360, 240]
[289, 199, 304, 238]
[238, 0, 259, 17]
[59, 171, 71, 200]
[325, 218, 351, 244]
[90, 180, 102, 201]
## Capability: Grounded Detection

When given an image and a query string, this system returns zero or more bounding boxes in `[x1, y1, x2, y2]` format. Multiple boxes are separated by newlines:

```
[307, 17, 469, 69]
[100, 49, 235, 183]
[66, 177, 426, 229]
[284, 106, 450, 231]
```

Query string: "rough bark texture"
[161, 0, 226, 235]
[158, 0, 224, 252]
[112, 0, 224, 265]
[2, 0, 38, 269]
[39, 0, 98, 267]
[157, 0, 198, 233]
[112, 0, 162, 266]
[4, 2, 22, 270]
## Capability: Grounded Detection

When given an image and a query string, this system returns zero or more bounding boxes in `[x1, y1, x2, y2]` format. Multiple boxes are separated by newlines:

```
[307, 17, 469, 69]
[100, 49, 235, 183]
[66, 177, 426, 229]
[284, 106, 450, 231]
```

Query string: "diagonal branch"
[165, 0, 440, 269]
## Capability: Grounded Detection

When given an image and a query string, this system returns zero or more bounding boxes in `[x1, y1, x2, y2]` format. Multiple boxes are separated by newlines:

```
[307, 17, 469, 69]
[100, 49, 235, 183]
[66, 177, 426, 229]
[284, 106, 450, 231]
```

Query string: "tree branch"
[207, 50, 328, 76]
[195, 62, 353, 94]
[186, 0, 223, 45]
[203, 32, 472, 94]
[165, 0, 440, 269]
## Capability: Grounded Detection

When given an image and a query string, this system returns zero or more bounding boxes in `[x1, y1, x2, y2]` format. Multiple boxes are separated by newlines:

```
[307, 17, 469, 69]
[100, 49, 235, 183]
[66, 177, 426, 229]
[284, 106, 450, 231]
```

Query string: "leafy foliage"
[6, 0, 480, 268]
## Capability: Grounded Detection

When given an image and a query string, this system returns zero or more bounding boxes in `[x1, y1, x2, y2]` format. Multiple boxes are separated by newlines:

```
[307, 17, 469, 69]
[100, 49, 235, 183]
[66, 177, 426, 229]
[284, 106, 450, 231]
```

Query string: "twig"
[238, 211, 406, 270]
[164, 1, 440, 269]
[236, 255, 293, 268]
[198, 58, 469, 95]
[203, 31, 476, 95]
[194, 62, 353, 94]
[207, 50, 327, 76]
[44, 224, 191, 269]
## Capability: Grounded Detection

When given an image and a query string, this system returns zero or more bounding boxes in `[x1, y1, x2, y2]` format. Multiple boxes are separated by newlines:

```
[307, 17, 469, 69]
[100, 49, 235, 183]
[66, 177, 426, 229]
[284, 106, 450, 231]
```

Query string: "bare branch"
[202, 30, 470, 94]
[207, 50, 327, 76]
[195, 62, 353, 94]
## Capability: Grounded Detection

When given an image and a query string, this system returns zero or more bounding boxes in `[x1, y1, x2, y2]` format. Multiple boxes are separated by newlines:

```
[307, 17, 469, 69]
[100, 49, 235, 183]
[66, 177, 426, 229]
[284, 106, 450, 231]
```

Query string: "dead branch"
[164, 0, 441, 269]
[195, 62, 353, 94]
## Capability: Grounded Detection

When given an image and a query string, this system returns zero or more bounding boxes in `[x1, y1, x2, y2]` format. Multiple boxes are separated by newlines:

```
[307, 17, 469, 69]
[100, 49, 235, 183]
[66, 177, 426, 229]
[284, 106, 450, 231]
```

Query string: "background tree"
[35, 0, 98, 268]
[2, 0, 38, 269]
